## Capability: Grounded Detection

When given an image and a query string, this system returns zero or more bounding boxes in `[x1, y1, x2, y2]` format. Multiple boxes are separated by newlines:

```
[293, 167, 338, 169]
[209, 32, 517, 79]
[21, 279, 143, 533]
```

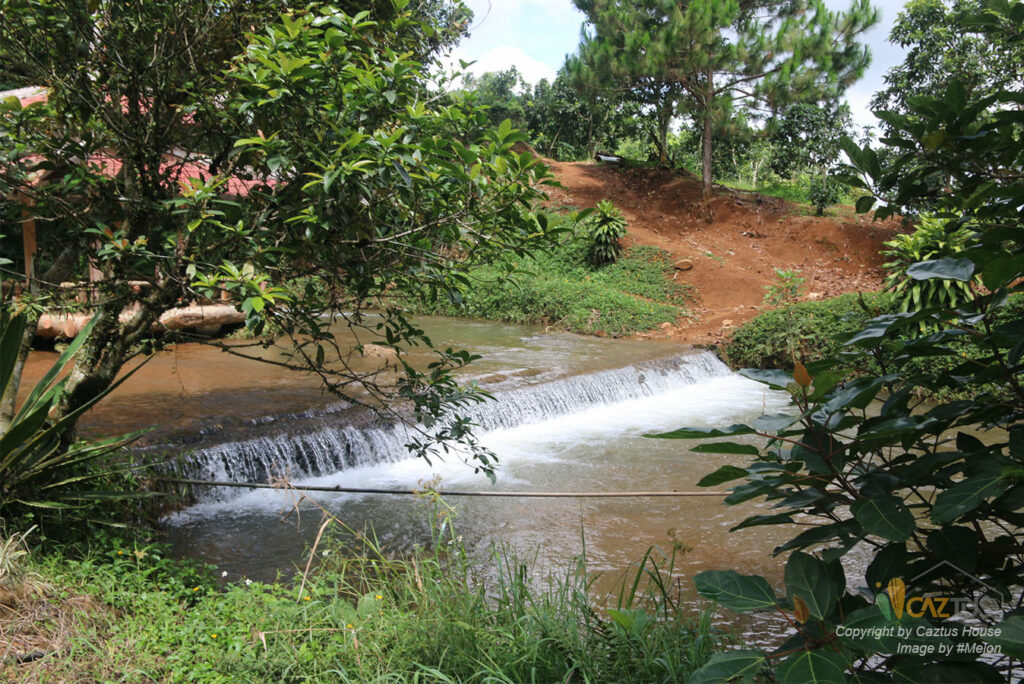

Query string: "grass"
[404, 235, 696, 337]
[722, 291, 1024, 401]
[2, 496, 725, 682]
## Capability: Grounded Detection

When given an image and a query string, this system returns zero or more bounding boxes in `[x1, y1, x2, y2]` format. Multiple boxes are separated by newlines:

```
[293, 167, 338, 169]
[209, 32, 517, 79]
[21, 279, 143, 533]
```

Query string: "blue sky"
[450, 0, 909, 130]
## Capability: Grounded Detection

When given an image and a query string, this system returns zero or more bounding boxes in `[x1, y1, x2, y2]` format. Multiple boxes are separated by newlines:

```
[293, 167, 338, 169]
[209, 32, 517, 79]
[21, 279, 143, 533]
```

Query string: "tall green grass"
[6, 497, 725, 682]
[403, 237, 695, 336]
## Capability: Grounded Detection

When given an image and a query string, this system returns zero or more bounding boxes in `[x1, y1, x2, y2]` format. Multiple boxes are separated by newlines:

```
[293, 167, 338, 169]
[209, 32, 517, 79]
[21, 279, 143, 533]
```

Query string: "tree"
[871, 0, 1024, 133]
[571, 17, 685, 166]
[461, 68, 529, 132]
[0, 1, 556, 474]
[770, 102, 854, 214]
[659, 3, 1024, 681]
[572, 0, 877, 207]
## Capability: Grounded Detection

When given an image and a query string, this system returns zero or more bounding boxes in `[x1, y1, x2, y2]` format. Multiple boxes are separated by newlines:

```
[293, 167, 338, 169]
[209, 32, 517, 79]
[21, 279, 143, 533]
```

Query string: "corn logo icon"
[888, 577, 906, 619]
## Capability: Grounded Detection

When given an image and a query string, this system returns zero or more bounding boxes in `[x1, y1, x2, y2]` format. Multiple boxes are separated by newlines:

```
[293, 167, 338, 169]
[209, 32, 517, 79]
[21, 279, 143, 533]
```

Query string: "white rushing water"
[168, 350, 768, 508]
[167, 351, 790, 518]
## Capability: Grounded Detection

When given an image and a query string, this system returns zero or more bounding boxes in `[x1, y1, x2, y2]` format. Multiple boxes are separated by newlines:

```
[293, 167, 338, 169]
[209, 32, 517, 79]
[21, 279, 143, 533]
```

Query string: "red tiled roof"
[88, 155, 268, 196]
[4, 88, 272, 197]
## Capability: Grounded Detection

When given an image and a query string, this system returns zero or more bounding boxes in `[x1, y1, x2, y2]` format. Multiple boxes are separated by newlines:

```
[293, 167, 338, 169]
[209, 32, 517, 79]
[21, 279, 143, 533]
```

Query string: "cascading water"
[168, 351, 732, 502]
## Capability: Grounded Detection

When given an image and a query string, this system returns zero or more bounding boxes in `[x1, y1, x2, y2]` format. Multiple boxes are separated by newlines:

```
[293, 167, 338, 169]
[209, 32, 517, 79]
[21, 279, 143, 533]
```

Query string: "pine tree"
[573, 0, 877, 207]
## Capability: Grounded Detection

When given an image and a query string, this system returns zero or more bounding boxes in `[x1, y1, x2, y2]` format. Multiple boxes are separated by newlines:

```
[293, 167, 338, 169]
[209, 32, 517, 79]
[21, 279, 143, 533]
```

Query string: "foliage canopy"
[0, 0, 557, 477]
[662, 2, 1024, 681]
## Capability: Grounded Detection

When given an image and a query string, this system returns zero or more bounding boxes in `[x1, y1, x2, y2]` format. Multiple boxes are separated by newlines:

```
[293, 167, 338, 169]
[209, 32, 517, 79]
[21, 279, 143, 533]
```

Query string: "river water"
[24, 316, 806, 645]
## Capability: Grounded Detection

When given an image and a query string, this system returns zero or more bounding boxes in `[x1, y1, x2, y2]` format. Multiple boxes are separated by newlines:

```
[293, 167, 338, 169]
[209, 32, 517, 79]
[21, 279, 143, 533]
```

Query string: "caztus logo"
[875, 562, 1004, 621]
[876, 577, 906, 620]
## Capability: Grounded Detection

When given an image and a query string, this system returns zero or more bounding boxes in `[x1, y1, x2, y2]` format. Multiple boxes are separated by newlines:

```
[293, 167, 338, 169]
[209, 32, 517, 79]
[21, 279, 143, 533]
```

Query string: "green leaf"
[690, 442, 760, 456]
[906, 258, 975, 282]
[784, 552, 840, 620]
[983, 616, 1024, 659]
[855, 195, 876, 213]
[752, 413, 799, 432]
[851, 497, 915, 542]
[932, 470, 1009, 524]
[730, 512, 795, 532]
[694, 570, 778, 612]
[645, 424, 755, 439]
[0, 314, 27, 397]
[688, 649, 767, 684]
[981, 254, 1024, 291]
[697, 465, 748, 487]
[739, 368, 793, 389]
[865, 543, 907, 591]
[774, 648, 847, 684]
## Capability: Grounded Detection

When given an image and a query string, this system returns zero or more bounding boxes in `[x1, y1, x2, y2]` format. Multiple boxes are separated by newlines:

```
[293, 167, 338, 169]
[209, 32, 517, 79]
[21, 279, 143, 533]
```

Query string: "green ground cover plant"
[403, 232, 695, 336]
[2, 501, 724, 683]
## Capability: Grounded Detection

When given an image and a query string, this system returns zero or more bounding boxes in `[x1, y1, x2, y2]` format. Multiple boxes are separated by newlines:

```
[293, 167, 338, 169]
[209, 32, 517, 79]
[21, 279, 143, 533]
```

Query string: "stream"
[25, 316, 814, 646]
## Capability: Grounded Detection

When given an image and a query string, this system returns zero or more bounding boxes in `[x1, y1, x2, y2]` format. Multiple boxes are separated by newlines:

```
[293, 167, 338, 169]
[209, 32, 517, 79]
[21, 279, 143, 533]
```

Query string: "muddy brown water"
[22, 315, 821, 647]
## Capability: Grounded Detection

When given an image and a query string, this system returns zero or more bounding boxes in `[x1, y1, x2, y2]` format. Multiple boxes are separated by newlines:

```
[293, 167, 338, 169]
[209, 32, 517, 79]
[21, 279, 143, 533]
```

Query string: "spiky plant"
[882, 215, 977, 320]
[587, 199, 628, 266]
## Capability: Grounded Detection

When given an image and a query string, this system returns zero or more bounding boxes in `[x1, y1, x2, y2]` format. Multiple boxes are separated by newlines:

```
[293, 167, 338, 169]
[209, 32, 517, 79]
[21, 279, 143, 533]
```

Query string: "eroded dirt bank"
[545, 161, 903, 344]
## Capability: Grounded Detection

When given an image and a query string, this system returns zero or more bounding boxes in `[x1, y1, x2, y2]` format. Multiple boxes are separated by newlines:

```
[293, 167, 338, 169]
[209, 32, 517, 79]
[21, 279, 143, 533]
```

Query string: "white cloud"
[438, 44, 558, 91]
[463, 45, 558, 85]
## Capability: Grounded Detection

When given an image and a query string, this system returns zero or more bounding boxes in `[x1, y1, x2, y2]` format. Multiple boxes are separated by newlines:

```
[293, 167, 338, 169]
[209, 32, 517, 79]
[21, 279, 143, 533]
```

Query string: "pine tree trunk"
[701, 112, 713, 203]
[656, 100, 670, 167]
[548, 120, 564, 157]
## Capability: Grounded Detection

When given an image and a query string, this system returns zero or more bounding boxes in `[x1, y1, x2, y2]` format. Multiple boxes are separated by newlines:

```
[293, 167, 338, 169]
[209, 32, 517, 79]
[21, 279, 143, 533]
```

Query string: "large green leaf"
[688, 649, 767, 684]
[774, 648, 847, 684]
[906, 258, 976, 282]
[784, 552, 841, 621]
[983, 615, 1024, 659]
[851, 496, 916, 542]
[0, 313, 26, 396]
[738, 368, 793, 389]
[865, 543, 907, 591]
[731, 512, 794, 532]
[645, 424, 755, 439]
[697, 465, 748, 487]
[690, 442, 760, 455]
[932, 471, 1009, 524]
[694, 570, 778, 612]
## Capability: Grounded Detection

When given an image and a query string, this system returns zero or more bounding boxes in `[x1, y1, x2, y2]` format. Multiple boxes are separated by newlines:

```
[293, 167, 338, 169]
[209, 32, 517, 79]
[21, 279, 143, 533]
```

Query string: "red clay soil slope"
[544, 161, 904, 344]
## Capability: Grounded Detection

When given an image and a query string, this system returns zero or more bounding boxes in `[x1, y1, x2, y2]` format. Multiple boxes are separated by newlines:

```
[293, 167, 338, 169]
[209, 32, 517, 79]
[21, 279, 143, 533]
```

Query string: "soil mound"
[544, 160, 904, 344]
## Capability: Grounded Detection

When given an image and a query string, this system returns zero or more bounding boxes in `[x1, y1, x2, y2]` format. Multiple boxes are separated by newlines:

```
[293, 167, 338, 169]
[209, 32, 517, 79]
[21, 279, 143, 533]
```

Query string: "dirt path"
[544, 160, 903, 344]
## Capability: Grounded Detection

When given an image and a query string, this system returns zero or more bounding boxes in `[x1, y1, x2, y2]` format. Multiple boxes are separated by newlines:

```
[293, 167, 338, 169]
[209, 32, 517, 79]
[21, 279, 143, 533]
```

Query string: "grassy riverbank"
[403, 234, 696, 337]
[2, 503, 723, 683]
[722, 292, 1024, 399]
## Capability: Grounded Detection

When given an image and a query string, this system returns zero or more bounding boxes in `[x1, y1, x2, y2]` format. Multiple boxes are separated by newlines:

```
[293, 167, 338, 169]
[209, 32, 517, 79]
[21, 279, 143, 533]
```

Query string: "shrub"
[586, 199, 628, 266]
[662, 28, 1024, 680]
[762, 268, 806, 307]
[882, 214, 976, 319]
[0, 313, 152, 532]
[724, 293, 893, 371]
[808, 175, 842, 215]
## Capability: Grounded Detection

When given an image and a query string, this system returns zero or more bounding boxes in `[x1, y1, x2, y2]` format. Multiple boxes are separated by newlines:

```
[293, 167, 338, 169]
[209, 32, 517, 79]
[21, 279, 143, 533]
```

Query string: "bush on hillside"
[723, 293, 893, 371]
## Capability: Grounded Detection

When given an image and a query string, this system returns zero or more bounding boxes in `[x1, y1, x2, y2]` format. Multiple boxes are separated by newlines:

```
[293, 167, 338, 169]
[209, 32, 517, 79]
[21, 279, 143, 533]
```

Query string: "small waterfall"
[170, 350, 730, 502]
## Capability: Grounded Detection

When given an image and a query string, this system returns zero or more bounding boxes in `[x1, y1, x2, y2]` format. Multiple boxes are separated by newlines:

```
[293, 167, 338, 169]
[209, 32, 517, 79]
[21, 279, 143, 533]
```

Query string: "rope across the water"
[161, 478, 726, 498]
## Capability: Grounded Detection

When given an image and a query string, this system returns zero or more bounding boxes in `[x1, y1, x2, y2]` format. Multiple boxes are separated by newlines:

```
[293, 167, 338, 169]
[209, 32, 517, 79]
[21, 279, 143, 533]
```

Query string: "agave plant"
[586, 199, 628, 266]
[881, 215, 977, 319]
[0, 313, 150, 525]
